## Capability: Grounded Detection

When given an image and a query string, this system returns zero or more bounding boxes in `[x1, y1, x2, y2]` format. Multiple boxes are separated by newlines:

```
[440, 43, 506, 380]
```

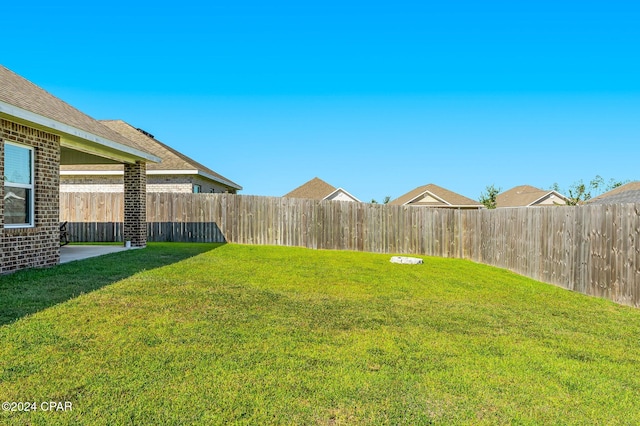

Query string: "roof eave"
[60, 168, 242, 190]
[0, 101, 160, 164]
[406, 190, 451, 206]
[529, 191, 569, 206]
[147, 169, 241, 190]
[324, 187, 361, 202]
[197, 170, 242, 190]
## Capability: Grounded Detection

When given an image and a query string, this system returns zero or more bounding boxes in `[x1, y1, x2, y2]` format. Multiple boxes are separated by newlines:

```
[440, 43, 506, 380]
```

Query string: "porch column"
[123, 161, 147, 247]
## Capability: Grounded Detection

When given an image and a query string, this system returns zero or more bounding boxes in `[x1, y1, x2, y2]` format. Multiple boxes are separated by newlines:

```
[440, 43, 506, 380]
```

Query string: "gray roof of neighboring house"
[496, 185, 567, 207]
[61, 120, 242, 190]
[389, 184, 482, 208]
[0, 65, 156, 160]
[587, 181, 640, 205]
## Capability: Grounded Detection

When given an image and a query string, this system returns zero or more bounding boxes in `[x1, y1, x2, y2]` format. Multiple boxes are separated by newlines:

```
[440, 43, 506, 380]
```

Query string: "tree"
[479, 184, 501, 209]
[565, 180, 590, 206]
[551, 175, 629, 205]
[371, 196, 391, 204]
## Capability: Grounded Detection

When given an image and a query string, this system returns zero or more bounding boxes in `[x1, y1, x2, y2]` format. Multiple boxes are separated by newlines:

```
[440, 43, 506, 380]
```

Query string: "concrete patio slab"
[60, 245, 136, 264]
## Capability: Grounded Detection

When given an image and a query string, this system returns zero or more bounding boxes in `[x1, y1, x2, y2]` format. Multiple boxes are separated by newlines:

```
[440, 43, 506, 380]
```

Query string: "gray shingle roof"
[0, 65, 155, 158]
[61, 120, 241, 190]
[588, 190, 640, 204]
[588, 182, 640, 204]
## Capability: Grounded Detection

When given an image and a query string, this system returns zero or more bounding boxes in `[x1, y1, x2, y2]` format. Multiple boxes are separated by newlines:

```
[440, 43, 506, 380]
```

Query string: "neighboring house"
[0, 65, 160, 273]
[283, 177, 361, 202]
[587, 181, 640, 205]
[496, 185, 568, 208]
[61, 120, 241, 194]
[389, 184, 483, 209]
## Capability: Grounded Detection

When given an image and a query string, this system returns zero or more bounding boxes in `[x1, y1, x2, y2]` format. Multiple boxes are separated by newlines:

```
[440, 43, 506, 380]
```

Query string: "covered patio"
[1, 65, 160, 273]
[59, 142, 158, 249]
[59, 245, 138, 264]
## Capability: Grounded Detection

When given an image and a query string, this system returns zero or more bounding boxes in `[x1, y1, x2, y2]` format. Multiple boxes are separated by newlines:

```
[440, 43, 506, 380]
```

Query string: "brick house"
[0, 65, 159, 273]
[60, 120, 241, 194]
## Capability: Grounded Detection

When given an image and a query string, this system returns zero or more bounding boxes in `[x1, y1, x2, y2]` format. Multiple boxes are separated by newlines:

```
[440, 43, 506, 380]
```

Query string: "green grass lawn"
[1, 243, 639, 425]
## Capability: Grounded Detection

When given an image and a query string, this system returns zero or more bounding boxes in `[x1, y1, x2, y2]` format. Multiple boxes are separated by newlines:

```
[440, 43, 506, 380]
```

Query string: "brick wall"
[147, 176, 234, 193]
[147, 178, 197, 193]
[1, 119, 60, 273]
[123, 162, 147, 247]
[60, 175, 123, 192]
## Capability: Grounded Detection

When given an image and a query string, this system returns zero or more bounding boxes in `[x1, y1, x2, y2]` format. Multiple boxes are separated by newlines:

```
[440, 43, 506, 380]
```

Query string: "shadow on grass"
[0, 242, 224, 326]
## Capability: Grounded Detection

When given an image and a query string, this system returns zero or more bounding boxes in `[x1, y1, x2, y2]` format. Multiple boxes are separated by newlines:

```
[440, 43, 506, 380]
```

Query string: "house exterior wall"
[1, 119, 60, 273]
[407, 193, 446, 206]
[148, 175, 234, 193]
[325, 190, 359, 202]
[60, 175, 236, 193]
[532, 193, 566, 206]
[60, 176, 123, 192]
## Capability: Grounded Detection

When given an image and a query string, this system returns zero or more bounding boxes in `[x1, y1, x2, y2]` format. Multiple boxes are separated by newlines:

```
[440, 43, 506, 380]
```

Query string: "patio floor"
[59, 245, 136, 264]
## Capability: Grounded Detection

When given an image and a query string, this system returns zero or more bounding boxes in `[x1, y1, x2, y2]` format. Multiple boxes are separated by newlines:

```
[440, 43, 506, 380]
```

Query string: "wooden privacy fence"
[60, 192, 640, 307]
[63, 222, 225, 243]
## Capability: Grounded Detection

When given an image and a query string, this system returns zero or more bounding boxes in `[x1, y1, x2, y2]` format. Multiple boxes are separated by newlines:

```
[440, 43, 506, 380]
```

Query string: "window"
[4, 142, 34, 227]
[192, 184, 201, 193]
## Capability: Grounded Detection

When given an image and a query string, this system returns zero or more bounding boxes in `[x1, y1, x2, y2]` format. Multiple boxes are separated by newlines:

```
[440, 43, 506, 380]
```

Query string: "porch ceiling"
[58, 133, 155, 165]
[60, 146, 121, 165]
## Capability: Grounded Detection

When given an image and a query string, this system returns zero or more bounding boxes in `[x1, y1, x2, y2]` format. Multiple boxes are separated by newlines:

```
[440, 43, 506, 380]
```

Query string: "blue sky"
[4, 0, 639, 201]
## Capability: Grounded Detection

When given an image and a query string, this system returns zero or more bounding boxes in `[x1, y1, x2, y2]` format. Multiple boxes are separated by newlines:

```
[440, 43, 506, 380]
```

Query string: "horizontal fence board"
[60, 193, 640, 308]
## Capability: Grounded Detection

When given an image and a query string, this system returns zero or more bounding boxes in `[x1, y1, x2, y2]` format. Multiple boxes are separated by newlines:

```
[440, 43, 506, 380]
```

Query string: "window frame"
[3, 141, 35, 228]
